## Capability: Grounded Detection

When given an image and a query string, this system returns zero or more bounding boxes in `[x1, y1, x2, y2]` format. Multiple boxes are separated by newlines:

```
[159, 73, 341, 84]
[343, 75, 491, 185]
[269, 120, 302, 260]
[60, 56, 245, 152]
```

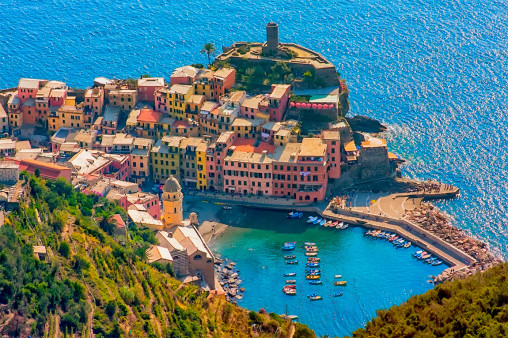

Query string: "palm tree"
[201, 43, 217, 67]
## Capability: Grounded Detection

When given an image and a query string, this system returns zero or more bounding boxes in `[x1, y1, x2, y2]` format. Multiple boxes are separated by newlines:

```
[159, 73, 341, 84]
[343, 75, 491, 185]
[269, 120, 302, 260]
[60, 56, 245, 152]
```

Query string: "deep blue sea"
[2, 0, 507, 336]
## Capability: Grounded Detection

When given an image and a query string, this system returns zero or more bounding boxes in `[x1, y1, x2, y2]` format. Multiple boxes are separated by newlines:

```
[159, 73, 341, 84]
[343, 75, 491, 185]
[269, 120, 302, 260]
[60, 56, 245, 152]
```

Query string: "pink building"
[17, 78, 42, 103]
[49, 89, 66, 106]
[206, 131, 236, 191]
[240, 95, 265, 119]
[213, 68, 236, 99]
[126, 192, 161, 220]
[154, 87, 169, 113]
[265, 84, 291, 121]
[104, 153, 131, 181]
[293, 138, 328, 202]
[138, 77, 165, 102]
[85, 87, 104, 115]
[170, 66, 199, 85]
[322, 130, 341, 179]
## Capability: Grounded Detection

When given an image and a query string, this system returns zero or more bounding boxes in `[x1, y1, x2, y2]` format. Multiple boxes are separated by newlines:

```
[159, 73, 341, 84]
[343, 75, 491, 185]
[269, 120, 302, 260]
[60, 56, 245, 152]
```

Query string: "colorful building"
[168, 84, 195, 120]
[170, 66, 199, 85]
[136, 108, 161, 138]
[161, 175, 183, 227]
[213, 68, 236, 98]
[137, 77, 165, 102]
[108, 88, 137, 111]
[130, 137, 154, 185]
[151, 136, 185, 183]
[84, 87, 104, 115]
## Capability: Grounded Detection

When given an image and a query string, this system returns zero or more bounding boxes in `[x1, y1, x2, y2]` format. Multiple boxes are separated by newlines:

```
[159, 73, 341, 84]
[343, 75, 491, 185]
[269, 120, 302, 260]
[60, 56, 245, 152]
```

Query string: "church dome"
[163, 175, 181, 193]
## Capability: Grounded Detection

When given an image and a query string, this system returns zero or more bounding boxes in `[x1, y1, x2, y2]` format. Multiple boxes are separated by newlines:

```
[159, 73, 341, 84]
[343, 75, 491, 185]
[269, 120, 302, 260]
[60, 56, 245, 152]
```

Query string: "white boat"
[334, 275, 342, 278]
[307, 216, 318, 223]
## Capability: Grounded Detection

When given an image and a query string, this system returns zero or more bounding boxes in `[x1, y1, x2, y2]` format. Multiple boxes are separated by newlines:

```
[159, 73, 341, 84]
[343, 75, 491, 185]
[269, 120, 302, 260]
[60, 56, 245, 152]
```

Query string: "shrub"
[59, 242, 70, 258]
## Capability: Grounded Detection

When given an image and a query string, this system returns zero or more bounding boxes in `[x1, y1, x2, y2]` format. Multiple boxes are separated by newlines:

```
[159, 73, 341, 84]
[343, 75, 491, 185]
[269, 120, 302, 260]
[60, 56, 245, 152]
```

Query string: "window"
[193, 254, 202, 260]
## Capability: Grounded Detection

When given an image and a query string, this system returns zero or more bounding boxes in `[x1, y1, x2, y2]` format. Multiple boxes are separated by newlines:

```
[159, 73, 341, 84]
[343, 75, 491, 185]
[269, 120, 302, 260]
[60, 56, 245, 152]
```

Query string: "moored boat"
[309, 280, 323, 285]
[306, 248, 318, 252]
[284, 289, 297, 295]
[283, 272, 296, 277]
[307, 257, 320, 262]
[286, 260, 298, 265]
[342, 223, 349, 229]
[313, 218, 322, 224]
[306, 274, 320, 280]
[333, 292, 343, 297]
[309, 295, 322, 301]
[404, 241, 412, 248]
[285, 279, 296, 284]
[319, 219, 326, 226]
[306, 262, 320, 267]
[305, 252, 318, 257]
[304, 242, 316, 246]
[307, 216, 318, 223]
[325, 220, 334, 227]
[334, 281, 347, 286]
[284, 255, 296, 259]
[334, 275, 342, 278]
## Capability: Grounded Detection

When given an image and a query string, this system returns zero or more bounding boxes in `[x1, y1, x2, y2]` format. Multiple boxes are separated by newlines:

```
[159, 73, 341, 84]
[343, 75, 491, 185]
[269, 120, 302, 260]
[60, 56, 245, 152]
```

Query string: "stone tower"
[161, 175, 183, 227]
[266, 22, 279, 53]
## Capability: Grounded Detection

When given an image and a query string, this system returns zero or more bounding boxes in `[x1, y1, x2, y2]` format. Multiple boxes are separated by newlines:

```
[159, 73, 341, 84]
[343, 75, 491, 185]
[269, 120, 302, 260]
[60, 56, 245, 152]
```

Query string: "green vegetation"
[201, 43, 217, 67]
[353, 263, 508, 337]
[0, 175, 311, 337]
[234, 61, 295, 92]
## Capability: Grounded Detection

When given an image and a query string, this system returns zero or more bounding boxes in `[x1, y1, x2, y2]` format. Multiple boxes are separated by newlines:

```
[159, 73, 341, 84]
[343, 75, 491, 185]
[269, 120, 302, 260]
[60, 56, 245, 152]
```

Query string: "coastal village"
[0, 23, 502, 299]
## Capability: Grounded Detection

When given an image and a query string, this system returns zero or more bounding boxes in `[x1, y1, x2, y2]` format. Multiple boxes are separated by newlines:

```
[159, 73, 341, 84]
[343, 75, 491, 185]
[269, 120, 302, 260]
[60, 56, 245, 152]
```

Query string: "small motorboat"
[284, 289, 297, 295]
[389, 235, 398, 242]
[286, 260, 298, 265]
[283, 285, 296, 289]
[282, 242, 296, 251]
[306, 248, 318, 252]
[333, 292, 343, 297]
[309, 280, 322, 285]
[291, 212, 303, 219]
[334, 281, 347, 286]
[342, 223, 349, 229]
[306, 262, 320, 267]
[285, 279, 296, 284]
[432, 260, 443, 266]
[319, 219, 326, 226]
[283, 272, 296, 277]
[284, 255, 296, 260]
[404, 241, 412, 248]
[223, 206, 232, 210]
[332, 221, 339, 227]
[307, 257, 321, 262]
[288, 211, 295, 218]
[313, 218, 322, 224]
[306, 269, 321, 274]
[420, 254, 431, 260]
[309, 295, 322, 301]
[364, 230, 372, 236]
[324, 220, 333, 227]
[334, 275, 342, 278]
[306, 275, 320, 280]
[305, 245, 318, 250]
[304, 242, 316, 246]
[305, 252, 318, 257]
[307, 293, 318, 298]
[307, 216, 318, 223]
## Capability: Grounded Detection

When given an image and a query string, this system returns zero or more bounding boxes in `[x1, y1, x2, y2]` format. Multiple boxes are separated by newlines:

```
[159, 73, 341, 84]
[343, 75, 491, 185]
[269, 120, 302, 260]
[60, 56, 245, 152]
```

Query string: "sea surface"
[1, 0, 507, 335]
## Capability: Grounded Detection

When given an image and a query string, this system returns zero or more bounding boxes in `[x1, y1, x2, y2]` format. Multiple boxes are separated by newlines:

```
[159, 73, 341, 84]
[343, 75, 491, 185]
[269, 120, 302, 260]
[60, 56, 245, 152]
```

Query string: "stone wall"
[359, 147, 392, 180]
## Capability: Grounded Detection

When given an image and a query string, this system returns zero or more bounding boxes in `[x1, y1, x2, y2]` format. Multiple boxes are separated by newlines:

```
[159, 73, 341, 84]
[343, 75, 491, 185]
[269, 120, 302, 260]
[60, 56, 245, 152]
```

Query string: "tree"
[34, 168, 40, 178]
[59, 242, 70, 258]
[201, 43, 217, 67]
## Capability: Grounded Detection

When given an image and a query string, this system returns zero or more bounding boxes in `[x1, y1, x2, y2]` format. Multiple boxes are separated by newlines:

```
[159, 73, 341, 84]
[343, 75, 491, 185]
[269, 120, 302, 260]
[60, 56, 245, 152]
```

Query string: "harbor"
[211, 207, 448, 337]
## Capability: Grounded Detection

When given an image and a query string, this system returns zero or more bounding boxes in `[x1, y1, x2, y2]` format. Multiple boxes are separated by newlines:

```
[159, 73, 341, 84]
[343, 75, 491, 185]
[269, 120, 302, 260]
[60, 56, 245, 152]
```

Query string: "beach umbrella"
[290, 102, 295, 107]
[312, 103, 318, 109]
[295, 102, 301, 108]
[317, 104, 323, 109]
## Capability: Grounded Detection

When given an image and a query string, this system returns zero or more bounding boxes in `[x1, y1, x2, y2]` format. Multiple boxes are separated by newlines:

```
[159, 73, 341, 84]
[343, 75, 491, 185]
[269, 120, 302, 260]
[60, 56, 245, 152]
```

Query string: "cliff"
[346, 115, 387, 134]
[0, 175, 314, 337]
[353, 263, 507, 337]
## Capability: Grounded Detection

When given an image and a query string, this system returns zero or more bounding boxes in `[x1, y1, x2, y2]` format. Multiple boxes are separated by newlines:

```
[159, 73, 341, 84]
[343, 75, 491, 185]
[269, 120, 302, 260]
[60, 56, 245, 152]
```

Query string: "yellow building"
[161, 176, 183, 227]
[193, 69, 216, 101]
[196, 142, 208, 190]
[57, 97, 85, 129]
[230, 117, 265, 139]
[109, 88, 137, 111]
[168, 84, 194, 121]
[151, 136, 185, 183]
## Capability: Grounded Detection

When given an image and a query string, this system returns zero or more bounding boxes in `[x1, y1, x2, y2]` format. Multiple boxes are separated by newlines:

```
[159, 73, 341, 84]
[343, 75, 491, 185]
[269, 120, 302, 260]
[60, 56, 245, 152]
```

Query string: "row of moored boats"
[364, 230, 412, 248]
[412, 250, 443, 266]
[306, 216, 350, 230]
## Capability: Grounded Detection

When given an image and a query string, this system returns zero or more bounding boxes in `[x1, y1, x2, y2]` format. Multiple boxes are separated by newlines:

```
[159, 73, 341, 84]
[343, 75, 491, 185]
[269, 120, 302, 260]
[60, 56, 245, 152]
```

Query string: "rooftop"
[232, 138, 275, 154]
[361, 137, 387, 148]
[299, 138, 326, 157]
[103, 105, 121, 123]
[137, 77, 165, 87]
[231, 117, 265, 128]
[168, 84, 193, 95]
[171, 66, 199, 78]
[147, 246, 173, 263]
[214, 68, 235, 79]
[137, 108, 161, 123]
[242, 95, 265, 110]
[270, 84, 291, 100]
[18, 78, 42, 89]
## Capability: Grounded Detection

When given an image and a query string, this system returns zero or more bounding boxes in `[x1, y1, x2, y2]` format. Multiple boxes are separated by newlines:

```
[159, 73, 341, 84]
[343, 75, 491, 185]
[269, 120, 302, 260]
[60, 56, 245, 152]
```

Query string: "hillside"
[0, 174, 315, 338]
[353, 263, 507, 337]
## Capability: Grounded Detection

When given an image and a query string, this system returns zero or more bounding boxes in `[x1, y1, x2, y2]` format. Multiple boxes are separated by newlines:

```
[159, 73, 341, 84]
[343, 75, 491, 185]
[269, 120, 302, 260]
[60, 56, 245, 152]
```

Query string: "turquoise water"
[2, 0, 507, 335]
[213, 207, 446, 336]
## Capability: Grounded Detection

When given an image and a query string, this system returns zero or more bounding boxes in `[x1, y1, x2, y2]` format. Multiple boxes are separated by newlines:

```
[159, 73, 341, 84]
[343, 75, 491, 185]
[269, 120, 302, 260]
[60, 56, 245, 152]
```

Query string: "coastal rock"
[347, 115, 387, 134]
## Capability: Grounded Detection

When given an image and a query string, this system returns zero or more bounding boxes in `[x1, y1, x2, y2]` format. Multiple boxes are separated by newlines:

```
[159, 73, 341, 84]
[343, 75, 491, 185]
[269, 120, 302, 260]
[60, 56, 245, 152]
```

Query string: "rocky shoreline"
[406, 203, 504, 283]
[214, 257, 245, 304]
